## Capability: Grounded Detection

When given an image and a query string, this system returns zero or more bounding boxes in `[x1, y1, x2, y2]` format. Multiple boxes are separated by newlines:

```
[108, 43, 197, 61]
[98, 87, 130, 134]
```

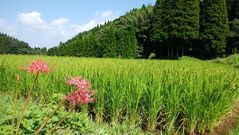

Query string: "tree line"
[47, 6, 153, 58]
[0, 33, 47, 55]
[1, 0, 238, 59]
[48, 0, 238, 59]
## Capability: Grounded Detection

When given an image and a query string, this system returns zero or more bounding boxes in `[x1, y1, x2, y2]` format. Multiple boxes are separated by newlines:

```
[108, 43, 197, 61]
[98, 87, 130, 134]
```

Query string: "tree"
[149, 0, 164, 43]
[0, 33, 37, 54]
[126, 27, 137, 58]
[137, 5, 153, 58]
[200, 0, 229, 57]
[227, 18, 239, 53]
[47, 47, 58, 56]
[115, 29, 126, 57]
[46, 2, 234, 59]
[99, 26, 117, 58]
[150, 0, 200, 58]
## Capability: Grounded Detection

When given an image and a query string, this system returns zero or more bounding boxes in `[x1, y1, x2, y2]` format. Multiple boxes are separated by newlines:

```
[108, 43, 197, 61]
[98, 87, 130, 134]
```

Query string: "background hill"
[47, 5, 153, 58]
[0, 33, 47, 55]
[48, 1, 239, 59]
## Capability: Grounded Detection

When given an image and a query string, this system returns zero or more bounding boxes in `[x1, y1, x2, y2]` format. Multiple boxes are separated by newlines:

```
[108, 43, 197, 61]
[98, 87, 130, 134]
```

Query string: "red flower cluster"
[65, 77, 96, 106]
[25, 60, 49, 76]
[66, 77, 90, 89]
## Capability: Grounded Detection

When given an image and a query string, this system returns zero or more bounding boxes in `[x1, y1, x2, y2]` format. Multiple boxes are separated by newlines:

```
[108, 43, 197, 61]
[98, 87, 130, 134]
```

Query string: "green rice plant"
[196, 71, 239, 133]
[1, 54, 239, 134]
[161, 68, 184, 133]
[143, 71, 162, 132]
[180, 69, 204, 134]
[125, 69, 145, 126]
[106, 68, 127, 124]
[93, 70, 106, 123]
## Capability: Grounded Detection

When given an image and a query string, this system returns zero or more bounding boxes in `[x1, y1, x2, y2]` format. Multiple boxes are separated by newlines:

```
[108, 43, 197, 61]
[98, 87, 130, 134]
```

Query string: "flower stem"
[34, 103, 62, 135]
[15, 74, 39, 135]
[47, 108, 74, 134]
[11, 79, 19, 135]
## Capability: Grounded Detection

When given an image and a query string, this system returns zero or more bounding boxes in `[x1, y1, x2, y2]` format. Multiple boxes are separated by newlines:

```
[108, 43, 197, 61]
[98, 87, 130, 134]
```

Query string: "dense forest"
[0, 33, 47, 55]
[0, 0, 238, 59]
[47, 8, 144, 58]
[47, 0, 239, 59]
[47, 5, 153, 58]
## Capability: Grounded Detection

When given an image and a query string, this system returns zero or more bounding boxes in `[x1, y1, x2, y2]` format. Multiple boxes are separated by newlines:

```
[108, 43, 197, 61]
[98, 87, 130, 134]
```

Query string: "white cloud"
[96, 10, 115, 21]
[17, 11, 70, 37]
[51, 18, 69, 26]
[50, 18, 69, 36]
[75, 10, 119, 33]
[17, 11, 49, 30]
[0, 18, 16, 35]
[0, 10, 120, 48]
[75, 20, 97, 33]
[16, 10, 117, 35]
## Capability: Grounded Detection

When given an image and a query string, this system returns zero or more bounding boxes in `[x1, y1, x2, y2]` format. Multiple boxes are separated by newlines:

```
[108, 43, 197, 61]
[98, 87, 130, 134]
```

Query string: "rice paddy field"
[1, 54, 239, 134]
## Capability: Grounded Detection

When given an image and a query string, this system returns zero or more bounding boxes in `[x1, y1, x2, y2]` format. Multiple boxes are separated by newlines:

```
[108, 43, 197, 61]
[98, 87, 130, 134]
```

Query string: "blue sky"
[0, 0, 155, 48]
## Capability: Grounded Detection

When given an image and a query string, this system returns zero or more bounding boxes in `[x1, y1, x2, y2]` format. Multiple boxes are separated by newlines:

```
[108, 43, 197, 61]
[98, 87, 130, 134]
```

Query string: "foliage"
[0, 33, 47, 55]
[150, 0, 200, 58]
[0, 93, 146, 135]
[149, 0, 163, 43]
[47, 5, 152, 58]
[200, 0, 230, 56]
[1, 1, 238, 59]
[1, 55, 239, 134]
[232, 19, 239, 36]
[179, 56, 201, 61]
[157, 0, 200, 40]
[148, 53, 156, 59]
[47, 0, 237, 59]
[213, 54, 239, 68]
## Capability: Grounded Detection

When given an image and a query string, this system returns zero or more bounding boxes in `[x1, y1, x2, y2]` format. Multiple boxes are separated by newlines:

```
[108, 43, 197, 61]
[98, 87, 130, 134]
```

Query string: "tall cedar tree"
[149, 0, 169, 58]
[48, 2, 236, 58]
[150, 0, 164, 42]
[137, 5, 153, 58]
[100, 26, 117, 58]
[150, 0, 200, 58]
[200, 0, 229, 56]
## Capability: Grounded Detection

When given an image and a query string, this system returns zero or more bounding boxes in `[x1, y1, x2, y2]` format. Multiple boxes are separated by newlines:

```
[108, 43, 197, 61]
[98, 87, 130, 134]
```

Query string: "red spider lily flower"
[79, 89, 96, 105]
[64, 90, 80, 106]
[24, 60, 50, 76]
[65, 77, 96, 107]
[66, 77, 90, 89]
[64, 89, 96, 106]
[16, 74, 20, 81]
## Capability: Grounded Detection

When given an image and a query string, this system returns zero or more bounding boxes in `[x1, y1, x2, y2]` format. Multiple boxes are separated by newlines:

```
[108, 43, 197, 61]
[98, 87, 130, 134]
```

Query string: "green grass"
[0, 92, 148, 135]
[1, 54, 239, 134]
[213, 54, 239, 68]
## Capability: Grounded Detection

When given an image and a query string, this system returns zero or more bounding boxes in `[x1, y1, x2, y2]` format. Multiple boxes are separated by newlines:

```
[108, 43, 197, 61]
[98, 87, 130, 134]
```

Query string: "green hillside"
[48, 1, 239, 59]
[0, 33, 47, 55]
[48, 5, 153, 58]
